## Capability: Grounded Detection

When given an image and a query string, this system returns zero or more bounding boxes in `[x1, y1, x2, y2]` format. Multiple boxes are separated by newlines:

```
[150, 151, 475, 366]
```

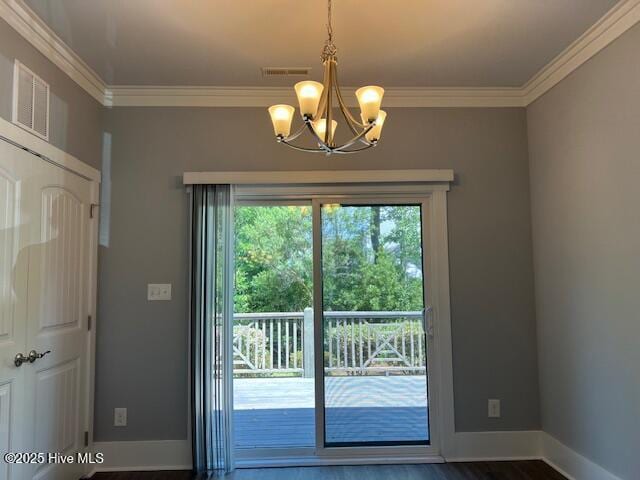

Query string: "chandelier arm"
[280, 140, 329, 153]
[335, 92, 361, 136]
[357, 134, 374, 146]
[282, 122, 308, 143]
[315, 61, 330, 120]
[280, 120, 376, 155]
[336, 94, 362, 135]
[331, 61, 366, 133]
[281, 139, 374, 155]
[325, 60, 334, 145]
[330, 143, 376, 154]
[332, 122, 376, 152]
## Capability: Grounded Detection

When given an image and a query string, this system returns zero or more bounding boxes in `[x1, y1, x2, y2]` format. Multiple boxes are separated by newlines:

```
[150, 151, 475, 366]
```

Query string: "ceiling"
[24, 0, 618, 88]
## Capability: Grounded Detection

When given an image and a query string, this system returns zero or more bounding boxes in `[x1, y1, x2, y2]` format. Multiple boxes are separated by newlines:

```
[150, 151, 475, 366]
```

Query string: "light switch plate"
[148, 283, 172, 301]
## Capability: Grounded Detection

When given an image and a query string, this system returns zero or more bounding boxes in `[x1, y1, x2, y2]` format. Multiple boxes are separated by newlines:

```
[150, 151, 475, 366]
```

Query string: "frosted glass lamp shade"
[268, 104, 295, 137]
[312, 118, 338, 141]
[294, 81, 324, 119]
[362, 110, 386, 142]
[355, 86, 384, 124]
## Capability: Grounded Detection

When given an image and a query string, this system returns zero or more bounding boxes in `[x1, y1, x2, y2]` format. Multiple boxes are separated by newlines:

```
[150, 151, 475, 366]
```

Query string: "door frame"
[312, 196, 439, 459]
[232, 183, 454, 467]
[0, 117, 101, 477]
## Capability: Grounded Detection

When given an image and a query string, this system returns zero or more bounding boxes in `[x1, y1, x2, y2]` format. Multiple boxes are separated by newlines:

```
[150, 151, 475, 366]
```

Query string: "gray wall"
[0, 19, 103, 169]
[96, 106, 539, 441]
[527, 23, 640, 480]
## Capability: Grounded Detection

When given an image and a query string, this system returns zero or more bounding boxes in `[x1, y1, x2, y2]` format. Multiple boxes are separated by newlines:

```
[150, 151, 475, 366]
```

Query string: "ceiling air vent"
[262, 67, 311, 77]
[12, 60, 50, 141]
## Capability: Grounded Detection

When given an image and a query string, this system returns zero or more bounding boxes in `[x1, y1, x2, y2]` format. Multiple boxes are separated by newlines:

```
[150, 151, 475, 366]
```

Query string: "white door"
[0, 140, 34, 480]
[0, 139, 94, 480]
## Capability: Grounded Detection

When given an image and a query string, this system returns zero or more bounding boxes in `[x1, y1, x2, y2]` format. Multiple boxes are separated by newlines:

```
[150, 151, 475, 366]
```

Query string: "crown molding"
[523, 0, 640, 104]
[0, 0, 107, 104]
[105, 86, 527, 108]
[2, 0, 639, 108]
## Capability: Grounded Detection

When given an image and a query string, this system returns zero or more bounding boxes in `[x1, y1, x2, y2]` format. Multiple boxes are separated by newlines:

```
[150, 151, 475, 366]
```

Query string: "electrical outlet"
[114, 407, 127, 427]
[488, 399, 501, 418]
[148, 283, 171, 301]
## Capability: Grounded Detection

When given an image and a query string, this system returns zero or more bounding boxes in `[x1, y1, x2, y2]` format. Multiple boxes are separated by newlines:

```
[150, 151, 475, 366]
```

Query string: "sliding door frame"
[232, 183, 454, 467]
[312, 195, 442, 460]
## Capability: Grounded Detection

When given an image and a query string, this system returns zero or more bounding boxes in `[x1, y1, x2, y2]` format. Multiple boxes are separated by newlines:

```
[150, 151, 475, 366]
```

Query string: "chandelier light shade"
[267, 104, 295, 137]
[355, 86, 385, 123]
[268, 0, 386, 155]
[363, 110, 386, 142]
[294, 81, 324, 118]
[313, 118, 338, 140]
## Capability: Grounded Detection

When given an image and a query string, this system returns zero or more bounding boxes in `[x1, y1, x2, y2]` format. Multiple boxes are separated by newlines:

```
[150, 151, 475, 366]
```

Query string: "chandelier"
[267, 0, 386, 155]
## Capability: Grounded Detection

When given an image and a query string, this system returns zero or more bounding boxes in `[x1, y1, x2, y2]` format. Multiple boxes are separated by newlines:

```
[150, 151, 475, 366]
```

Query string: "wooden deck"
[234, 376, 429, 448]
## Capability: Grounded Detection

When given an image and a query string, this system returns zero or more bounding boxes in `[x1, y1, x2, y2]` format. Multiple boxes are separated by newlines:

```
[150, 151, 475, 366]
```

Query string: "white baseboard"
[89, 433, 541, 473]
[540, 433, 623, 480]
[87, 432, 622, 480]
[443, 430, 542, 462]
[90, 440, 192, 475]
[88, 432, 541, 473]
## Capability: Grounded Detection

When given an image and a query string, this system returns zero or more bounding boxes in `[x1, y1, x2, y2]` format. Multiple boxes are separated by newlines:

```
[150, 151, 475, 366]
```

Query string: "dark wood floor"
[92, 461, 566, 480]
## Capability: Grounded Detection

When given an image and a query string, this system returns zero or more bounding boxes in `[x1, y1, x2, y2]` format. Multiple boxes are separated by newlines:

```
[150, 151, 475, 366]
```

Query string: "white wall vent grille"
[12, 61, 50, 140]
[262, 67, 311, 77]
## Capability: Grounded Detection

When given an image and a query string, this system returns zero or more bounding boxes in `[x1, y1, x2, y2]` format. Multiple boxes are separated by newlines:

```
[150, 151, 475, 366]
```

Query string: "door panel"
[232, 204, 316, 450]
[0, 139, 92, 480]
[34, 359, 79, 454]
[319, 203, 431, 447]
[0, 168, 18, 342]
[0, 141, 39, 480]
[24, 163, 90, 480]
[37, 187, 85, 331]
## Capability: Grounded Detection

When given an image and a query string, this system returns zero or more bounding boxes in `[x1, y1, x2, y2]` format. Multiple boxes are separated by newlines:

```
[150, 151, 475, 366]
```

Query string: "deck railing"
[233, 309, 426, 377]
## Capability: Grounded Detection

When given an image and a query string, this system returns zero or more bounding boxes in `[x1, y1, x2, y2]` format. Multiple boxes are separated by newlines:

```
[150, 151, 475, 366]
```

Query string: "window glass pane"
[233, 205, 315, 449]
[321, 204, 430, 446]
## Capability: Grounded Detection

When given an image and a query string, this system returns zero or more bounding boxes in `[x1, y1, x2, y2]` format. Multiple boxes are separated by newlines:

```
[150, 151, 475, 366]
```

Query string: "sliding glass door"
[233, 196, 437, 461]
[319, 203, 430, 447]
[233, 204, 315, 450]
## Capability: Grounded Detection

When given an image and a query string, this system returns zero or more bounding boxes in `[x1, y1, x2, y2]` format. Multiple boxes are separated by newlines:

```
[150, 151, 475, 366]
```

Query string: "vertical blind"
[190, 184, 234, 474]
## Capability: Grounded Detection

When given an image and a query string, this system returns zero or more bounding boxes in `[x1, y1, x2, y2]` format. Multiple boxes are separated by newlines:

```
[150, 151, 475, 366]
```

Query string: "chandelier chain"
[327, 0, 333, 42]
[321, 0, 337, 62]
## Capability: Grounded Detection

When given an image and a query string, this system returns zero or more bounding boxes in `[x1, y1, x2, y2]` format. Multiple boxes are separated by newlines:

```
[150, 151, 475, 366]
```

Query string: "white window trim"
[183, 169, 453, 186]
[188, 174, 455, 467]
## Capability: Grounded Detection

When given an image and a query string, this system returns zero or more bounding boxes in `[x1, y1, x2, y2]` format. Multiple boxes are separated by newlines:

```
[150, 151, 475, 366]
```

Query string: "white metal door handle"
[14, 350, 51, 367]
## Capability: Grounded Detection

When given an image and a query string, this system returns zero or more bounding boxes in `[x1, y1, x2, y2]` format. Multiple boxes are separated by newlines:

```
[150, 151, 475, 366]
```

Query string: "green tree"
[234, 206, 312, 312]
[234, 204, 424, 314]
